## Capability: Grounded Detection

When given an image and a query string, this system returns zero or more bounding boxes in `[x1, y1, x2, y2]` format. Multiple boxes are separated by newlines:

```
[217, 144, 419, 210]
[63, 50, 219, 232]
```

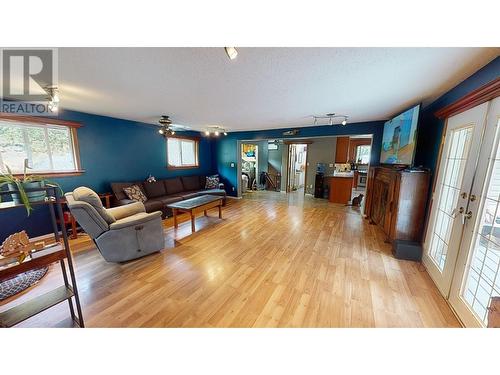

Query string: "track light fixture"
[225, 47, 238, 60]
[312, 113, 349, 126]
[203, 126, 228, 137]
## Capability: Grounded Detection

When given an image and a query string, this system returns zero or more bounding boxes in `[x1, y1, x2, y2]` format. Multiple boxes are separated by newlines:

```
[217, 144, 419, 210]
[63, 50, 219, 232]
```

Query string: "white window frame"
[166, 136, 199, 169]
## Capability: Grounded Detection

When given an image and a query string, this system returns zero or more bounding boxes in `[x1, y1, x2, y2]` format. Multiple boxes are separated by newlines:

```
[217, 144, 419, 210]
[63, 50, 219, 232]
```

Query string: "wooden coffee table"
[167, 195, 223, 232]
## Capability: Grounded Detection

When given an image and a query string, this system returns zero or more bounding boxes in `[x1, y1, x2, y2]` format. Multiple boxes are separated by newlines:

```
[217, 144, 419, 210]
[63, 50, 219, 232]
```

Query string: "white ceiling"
[58, 47, 499, 131]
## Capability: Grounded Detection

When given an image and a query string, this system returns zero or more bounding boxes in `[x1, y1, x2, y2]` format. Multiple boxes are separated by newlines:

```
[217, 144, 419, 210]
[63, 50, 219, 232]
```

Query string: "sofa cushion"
[164, 177, 184, 195]
[158, 196, 184, 205]
[143, 180, 167, 198]
[180, 191, 202, 200]
[111, 182, 146, 201]
[199, 175, 207, 189]
[73, 186, 116, 224]
[181, 175, 202, 191]
[123, 185, 147, 202]
[199, 188, 226, 197]
[111, 182, 134, 201]
[143, 199, 165, 213]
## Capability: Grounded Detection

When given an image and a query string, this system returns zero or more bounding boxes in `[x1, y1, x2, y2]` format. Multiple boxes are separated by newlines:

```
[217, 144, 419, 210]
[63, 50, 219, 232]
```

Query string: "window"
[355, 145, 371, 164]
[167, 137, 199, 169]
[0, 117, 82, 175]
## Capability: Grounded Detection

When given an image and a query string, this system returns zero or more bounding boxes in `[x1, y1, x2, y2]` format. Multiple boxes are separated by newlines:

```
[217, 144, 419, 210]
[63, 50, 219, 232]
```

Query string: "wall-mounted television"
[380, 103, 420, 166]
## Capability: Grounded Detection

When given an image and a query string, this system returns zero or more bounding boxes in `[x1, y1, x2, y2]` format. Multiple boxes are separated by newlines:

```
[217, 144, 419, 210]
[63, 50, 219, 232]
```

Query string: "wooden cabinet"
[335, 137, 350, 163]
[327, 176, 353, 204]
[365, 166, 430, 244]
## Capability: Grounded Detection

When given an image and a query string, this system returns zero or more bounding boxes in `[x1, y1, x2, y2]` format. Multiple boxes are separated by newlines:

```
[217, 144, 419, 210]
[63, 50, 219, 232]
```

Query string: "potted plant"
[0, 160, 61, 215]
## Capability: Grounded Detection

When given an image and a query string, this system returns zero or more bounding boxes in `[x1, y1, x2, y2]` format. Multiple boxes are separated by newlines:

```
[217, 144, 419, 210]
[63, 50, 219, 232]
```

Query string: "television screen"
[380, 104, 420, 165]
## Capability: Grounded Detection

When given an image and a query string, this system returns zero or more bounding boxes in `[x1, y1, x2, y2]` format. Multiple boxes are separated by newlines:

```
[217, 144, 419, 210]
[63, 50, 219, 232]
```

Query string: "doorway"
[241, 143, 258, 193]
[423, 97, 500, 327]
[286, 143, 308, 194]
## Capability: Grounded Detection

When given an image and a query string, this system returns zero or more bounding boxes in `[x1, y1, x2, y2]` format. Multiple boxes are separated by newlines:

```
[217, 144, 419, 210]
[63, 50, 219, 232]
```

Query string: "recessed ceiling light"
[225, 47, 238, 60]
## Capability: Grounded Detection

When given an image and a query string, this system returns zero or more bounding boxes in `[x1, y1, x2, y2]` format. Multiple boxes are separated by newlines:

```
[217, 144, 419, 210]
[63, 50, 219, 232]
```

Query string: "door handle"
[452, 207, 464, 219]
[462, 210, 473, 225]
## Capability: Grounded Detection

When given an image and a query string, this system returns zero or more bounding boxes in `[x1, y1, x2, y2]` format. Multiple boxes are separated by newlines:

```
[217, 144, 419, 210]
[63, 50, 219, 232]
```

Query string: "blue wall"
[2, 56, 498, 240]
[414, 57, 500, 172]
[215, 121, 385, 196]
[0, 108, 217, 241]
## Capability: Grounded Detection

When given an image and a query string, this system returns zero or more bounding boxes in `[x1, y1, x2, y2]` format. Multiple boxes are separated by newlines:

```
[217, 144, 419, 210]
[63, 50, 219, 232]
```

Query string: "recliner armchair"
[65, 187, 165, 262]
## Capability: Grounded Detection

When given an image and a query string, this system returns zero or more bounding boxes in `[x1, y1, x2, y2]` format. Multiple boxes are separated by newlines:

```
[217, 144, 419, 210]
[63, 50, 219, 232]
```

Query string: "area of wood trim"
[166, 134, 201, 141]
[70, 127, 83, 171]
[435, 77, 500, 119]
[283, 140, 314, 145]
[0, 114, 82, 128]
[166, 165, 199, 170]
[12, 170, 85, 178]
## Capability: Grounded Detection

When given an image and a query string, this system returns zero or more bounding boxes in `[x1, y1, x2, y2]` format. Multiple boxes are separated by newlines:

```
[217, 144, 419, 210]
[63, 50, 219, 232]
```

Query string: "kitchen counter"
[325, 171, 354, 178]
[325, 174, 354, 204]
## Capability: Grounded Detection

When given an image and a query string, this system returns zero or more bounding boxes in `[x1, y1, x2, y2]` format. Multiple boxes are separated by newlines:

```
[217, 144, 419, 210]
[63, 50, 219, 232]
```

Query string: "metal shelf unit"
[0, 185, 84, 328]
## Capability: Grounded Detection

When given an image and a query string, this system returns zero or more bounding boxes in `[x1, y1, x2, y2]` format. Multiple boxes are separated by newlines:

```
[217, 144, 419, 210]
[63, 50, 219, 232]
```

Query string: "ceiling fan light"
[159, 128, 164, 134]
[171, 131, 175, 135]
[225, 47, 238, 60]
[214, 131, 219, 136]
[342, 119, 347, 126]
[223, 132, 228, 136]
[205, 130, 210, 136]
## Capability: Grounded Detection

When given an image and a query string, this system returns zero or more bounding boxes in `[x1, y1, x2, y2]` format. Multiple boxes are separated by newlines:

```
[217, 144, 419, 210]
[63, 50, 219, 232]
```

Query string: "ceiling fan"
[156, 115, 190, 136]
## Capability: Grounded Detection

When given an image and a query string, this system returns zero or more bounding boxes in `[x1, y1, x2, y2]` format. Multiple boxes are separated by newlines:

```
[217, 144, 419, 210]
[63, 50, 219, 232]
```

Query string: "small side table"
[60, 193, 113, 239]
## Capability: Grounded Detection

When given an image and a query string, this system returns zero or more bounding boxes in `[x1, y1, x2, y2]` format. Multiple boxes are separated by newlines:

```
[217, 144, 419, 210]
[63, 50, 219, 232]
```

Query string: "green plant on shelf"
[0, 159, 62, 215]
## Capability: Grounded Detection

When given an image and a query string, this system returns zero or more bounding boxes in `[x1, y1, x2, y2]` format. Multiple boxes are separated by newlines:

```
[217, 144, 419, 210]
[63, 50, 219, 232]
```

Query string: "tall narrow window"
[167, 137, 199, 169]
[0, 117, 82, 175]
[355, 145, 371, 164]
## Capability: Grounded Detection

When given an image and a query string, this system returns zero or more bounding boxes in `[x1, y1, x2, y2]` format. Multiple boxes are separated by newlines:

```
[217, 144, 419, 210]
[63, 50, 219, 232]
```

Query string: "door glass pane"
[428, 126, 474, 270]
[461, 120, 500, 325]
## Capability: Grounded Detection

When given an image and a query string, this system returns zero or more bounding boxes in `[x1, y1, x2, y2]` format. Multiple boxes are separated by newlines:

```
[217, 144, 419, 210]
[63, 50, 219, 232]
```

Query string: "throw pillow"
[205, 175, 220, 190]
[123, 185, 147, 202]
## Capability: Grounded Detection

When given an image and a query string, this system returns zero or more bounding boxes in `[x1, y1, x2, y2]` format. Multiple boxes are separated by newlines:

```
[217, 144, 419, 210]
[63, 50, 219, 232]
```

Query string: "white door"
[423, 102, 489, 296]
[449, 98, 500, 327]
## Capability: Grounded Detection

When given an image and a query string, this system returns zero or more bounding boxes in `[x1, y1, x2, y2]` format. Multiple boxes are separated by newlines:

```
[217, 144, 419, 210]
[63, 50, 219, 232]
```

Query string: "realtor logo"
[0, 48, 58, 115]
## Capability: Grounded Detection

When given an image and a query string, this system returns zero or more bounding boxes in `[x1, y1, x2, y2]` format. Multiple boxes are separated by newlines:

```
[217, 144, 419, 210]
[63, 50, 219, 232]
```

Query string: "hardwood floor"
[1, 194, 461, 327]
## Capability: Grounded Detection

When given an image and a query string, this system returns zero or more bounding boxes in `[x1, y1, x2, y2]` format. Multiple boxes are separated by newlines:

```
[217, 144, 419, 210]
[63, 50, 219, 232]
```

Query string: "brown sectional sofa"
[111, 175, 226, 218]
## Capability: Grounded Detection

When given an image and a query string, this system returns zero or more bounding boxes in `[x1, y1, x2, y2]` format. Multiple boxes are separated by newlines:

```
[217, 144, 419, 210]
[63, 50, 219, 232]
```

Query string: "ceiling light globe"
[214, 131, 219, 136]
[223, 132, 228, 136]
[342, 119, 347, 126]
[205, 130, 210, 136]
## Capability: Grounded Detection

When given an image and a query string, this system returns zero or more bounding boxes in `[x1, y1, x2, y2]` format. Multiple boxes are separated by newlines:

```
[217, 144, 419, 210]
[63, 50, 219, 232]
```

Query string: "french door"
[423, 102, 489, 296]
[424, 97, 500, 326]
[448, 97, 500, 327]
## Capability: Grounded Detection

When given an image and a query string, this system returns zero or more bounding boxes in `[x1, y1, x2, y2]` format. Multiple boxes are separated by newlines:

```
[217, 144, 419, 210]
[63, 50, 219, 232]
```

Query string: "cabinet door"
[335, 137, 350, 163]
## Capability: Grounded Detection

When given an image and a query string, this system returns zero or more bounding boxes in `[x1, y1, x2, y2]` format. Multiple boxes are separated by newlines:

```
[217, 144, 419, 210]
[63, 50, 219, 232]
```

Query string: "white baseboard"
[226, 195, 242, 200]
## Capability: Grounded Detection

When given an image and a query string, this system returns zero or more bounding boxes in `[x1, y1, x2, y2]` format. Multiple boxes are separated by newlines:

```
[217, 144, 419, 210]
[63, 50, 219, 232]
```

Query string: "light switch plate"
[230, 162, 235, 168]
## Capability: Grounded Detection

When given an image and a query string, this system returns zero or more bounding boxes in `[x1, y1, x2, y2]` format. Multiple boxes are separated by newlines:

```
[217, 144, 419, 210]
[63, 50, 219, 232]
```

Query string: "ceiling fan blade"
[170, 123, 191, 130]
